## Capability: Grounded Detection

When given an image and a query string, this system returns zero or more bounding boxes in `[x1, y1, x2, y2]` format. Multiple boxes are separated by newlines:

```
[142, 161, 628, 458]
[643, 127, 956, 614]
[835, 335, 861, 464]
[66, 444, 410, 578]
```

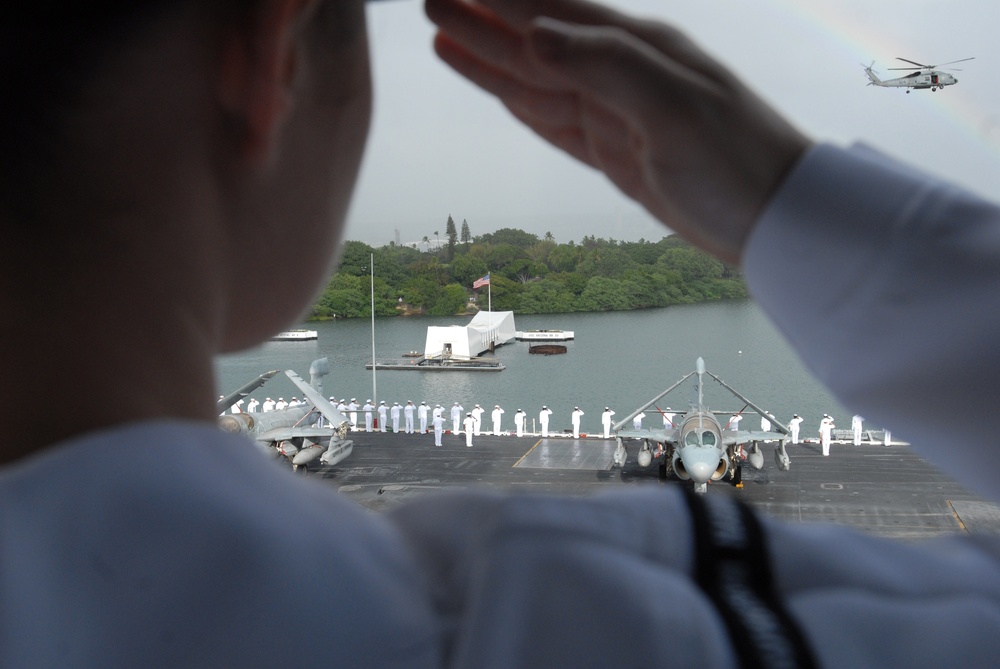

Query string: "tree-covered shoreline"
[311, 222, 745, 319]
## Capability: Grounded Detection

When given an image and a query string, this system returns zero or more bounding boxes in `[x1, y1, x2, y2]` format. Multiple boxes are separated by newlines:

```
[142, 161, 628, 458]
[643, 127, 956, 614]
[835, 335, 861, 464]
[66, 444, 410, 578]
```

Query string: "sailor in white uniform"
[819, 414, 835, 456]
[571, 407, 584, 438]
[727, 413, 741, 431]
[362, 400, 375, 432]
[787, 414, 803, 444]
[662, 407, 675, 428]
[418, 402, 429, 434]
[347, 398, 359, 430]
[601, 407, 615, 439]
[404, 401, 415, 434]
[377, 401, 388, 433]
[246, 398, 259, 413]
[471, 404, 484, 436]
[852, 414, 864, 446]
[432, 413, 445, 446]
[262, 397, 275, 413]
[491, 405, 504, 435]
[274, 397, 287, 411]
[391, 402, 401, 434]
[539, 406, 553, 437]
[463, 413, 475, 447]
[632, 412, 645, 430]
[513, 409, 526, 437]
[451, 402, 464, 434]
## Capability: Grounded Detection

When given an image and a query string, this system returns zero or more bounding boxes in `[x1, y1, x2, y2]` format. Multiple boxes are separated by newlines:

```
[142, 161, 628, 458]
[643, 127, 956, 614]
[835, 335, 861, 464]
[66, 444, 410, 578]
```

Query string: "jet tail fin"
[217, 370, 279, 415]
[695, 357, 705, 410]
[286, 369, 349, 429]
[308, 357, 330, 394]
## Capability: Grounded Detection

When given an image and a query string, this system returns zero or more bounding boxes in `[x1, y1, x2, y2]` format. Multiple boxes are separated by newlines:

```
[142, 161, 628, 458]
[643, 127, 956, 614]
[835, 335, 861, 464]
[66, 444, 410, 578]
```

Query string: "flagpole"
[370, 253, 377, 409]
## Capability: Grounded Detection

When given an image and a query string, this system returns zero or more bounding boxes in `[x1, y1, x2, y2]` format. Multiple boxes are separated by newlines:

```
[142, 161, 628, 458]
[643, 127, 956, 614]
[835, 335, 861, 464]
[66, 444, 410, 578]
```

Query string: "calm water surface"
[215, 300, 854, 435]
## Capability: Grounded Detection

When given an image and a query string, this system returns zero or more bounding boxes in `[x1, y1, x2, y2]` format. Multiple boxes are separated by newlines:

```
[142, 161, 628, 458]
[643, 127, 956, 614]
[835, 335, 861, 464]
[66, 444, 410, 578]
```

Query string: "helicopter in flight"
[864, 57, 974, 93]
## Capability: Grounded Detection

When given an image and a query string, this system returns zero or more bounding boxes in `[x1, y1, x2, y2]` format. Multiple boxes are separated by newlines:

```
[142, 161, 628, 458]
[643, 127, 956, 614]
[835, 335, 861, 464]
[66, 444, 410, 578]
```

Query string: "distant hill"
[311, 228, 745, 319]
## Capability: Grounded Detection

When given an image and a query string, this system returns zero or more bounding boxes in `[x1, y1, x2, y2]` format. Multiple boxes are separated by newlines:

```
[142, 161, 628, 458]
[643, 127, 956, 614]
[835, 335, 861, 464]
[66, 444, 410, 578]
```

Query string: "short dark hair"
[2, 3, 198, 219]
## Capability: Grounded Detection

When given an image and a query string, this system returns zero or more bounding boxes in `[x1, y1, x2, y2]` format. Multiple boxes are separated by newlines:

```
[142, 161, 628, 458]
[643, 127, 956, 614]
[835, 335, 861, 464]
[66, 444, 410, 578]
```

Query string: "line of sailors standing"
[226, 396, 890, 449]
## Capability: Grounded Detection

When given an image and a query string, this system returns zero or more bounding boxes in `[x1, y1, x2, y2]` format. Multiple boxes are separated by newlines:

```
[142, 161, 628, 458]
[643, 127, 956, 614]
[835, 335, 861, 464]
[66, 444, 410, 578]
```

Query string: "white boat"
[270, 329, 318, 342]
[514, 329, 575, 342]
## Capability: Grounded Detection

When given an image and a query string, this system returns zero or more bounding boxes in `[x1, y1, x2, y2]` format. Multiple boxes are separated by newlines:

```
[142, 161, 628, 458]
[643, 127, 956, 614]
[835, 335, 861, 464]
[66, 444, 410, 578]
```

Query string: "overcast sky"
[345, 0, 999, 247]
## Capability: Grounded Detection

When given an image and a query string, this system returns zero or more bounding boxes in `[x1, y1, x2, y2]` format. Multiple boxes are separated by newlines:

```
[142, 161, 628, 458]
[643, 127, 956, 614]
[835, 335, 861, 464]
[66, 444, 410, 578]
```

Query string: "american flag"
[473, 273, 490, 289]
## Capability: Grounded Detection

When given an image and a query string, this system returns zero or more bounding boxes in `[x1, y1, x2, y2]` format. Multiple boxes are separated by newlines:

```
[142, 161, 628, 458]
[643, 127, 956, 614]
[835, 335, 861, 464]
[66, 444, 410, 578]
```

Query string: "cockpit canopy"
[683, 428, 718, 447]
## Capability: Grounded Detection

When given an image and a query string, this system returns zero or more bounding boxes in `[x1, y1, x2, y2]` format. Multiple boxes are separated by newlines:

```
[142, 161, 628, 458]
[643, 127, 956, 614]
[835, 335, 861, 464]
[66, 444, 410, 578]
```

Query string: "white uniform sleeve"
[744, 143, 1000, 499]
[389, 488, 743, 668]
[391, 487, 1000, 668]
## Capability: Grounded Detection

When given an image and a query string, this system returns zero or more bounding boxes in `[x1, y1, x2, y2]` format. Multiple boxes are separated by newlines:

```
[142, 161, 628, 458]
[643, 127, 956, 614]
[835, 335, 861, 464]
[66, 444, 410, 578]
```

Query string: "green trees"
[460, 219, 471, 249]
[445, 216, 457, 261]
[309, 226, 745, 319]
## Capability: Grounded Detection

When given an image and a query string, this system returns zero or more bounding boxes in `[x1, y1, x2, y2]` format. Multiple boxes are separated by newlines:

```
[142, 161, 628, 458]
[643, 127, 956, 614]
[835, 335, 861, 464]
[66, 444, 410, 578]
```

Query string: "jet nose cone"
[680, 450, 719, 484]
[687, 461, 715, 483]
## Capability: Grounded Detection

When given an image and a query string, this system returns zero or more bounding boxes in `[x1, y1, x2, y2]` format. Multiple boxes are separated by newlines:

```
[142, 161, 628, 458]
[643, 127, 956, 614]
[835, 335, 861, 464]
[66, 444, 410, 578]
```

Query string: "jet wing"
[723, 430, 786, 446]
[285, 369, 349, 428]
[616, 427, 679, 445]
[217, 370, 279, 415]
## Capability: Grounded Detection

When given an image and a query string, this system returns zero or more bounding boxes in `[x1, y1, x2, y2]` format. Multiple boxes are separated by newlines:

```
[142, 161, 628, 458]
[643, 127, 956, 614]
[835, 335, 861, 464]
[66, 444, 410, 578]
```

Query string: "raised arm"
[424, 0, 810, 264]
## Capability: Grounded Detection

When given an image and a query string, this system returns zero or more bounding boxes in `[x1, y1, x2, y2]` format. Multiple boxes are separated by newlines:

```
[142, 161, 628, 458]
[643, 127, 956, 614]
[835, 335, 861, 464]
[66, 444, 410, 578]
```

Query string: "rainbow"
[771, 1, 1000, 156]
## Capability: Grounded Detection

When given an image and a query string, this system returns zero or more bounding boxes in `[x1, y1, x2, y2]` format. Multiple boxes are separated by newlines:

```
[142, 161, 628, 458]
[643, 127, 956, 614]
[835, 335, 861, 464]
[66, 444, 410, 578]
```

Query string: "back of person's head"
[2, 1, 373, 353]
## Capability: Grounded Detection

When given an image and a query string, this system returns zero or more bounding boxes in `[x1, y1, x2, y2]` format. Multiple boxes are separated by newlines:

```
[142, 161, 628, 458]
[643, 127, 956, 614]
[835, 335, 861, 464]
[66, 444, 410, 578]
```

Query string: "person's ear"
[218, 0, 315, 163]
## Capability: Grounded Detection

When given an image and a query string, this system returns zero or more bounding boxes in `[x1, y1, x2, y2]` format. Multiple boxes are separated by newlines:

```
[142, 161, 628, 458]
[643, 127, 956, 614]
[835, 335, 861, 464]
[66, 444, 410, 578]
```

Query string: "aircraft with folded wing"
[217, 358, 353, 471]
[612, 357, 791, 493]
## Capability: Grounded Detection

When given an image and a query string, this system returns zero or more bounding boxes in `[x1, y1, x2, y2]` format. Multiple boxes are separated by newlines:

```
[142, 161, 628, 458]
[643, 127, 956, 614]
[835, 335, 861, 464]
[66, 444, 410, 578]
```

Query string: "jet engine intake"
[673, 453, 729, 481]
[218, 413, 255, 435]
[672, 453, 690, 480]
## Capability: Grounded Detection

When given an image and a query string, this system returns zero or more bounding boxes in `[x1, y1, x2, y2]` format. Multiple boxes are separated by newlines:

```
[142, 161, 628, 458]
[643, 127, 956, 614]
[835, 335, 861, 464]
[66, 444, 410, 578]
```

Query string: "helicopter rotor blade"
[936, 57, 975, 67]
[893, 56, 974, 71]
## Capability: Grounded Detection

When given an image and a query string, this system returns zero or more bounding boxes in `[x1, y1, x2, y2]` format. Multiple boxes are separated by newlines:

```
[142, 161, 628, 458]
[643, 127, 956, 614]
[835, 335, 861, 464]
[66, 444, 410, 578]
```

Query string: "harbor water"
[214, 299, 856, 436]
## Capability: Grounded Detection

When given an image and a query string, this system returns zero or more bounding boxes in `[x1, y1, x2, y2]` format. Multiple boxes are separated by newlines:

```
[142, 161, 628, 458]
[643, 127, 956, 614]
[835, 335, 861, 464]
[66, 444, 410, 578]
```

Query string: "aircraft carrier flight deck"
[305, 431, 1000, 540]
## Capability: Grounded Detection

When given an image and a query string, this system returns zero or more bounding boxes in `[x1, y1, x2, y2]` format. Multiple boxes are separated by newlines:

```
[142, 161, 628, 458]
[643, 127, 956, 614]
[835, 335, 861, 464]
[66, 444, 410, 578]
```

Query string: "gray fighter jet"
[218, 358, 353, 471]
[612, 357, 790, 493]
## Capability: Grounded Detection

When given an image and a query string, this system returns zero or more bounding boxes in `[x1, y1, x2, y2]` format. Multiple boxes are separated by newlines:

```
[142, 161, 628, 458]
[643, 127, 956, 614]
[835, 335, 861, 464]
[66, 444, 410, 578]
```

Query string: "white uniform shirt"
[471, 406, 484, 435]
[491, 407, 504, 435]
[0, 423, 439, 667]
[362, 402, 375, 430]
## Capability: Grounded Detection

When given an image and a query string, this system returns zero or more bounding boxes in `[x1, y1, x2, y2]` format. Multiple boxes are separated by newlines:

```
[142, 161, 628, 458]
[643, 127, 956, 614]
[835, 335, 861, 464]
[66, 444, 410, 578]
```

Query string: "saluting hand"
[424, 0, 811, 264]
